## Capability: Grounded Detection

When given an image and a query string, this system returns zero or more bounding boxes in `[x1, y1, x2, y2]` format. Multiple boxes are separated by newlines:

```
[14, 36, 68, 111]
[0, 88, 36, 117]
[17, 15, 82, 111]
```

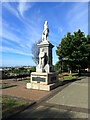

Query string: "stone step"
[26, 81, 62, 91]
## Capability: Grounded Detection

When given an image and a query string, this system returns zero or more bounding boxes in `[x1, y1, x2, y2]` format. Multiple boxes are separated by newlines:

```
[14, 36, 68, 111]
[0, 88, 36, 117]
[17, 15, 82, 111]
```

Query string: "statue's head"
[44, 20, 48, 30]
[45, 20, 48, 26]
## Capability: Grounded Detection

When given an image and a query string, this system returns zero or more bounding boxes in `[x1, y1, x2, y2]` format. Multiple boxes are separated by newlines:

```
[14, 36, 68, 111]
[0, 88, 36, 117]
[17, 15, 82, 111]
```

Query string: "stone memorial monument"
[26, 21, 60, 91]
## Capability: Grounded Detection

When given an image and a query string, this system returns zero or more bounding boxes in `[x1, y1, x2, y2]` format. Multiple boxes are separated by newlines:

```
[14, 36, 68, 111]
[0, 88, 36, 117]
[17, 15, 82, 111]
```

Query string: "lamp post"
[62, 57, 68, 79]
[62, 55, 64, 80]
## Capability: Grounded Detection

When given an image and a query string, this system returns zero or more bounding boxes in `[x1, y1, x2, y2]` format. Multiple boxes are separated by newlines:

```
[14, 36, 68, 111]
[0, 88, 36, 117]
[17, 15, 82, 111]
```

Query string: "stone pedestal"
[26, 72, 61, 91]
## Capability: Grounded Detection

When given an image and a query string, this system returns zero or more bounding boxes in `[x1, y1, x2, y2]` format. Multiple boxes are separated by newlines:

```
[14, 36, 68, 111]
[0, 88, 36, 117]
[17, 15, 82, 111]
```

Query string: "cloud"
[2, 21, 21, 44]
[67, 3, 88, 34]
[18, 2, 32, 17]
[58, 27, 63, 34]
[1, 46, 33, 56]
[52, 23, 63, 35]
[2, 20, 33, 55]
[67, 3, 88, 22]
[1, 0, 89, 2]
[2, 2, 42, 43]
[2, 2, 42, 57]
[2, 3, 20, 19]
[0, 3, 2, 36]
[2, 2, 32, 20]
[53, 46, 58, 65]
[2, 17, 41, 47]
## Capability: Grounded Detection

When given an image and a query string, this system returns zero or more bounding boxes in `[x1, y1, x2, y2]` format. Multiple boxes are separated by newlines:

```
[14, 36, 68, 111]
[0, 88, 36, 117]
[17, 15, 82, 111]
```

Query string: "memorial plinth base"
[26, 81, 61, 91]
[26, 72, 60, 91]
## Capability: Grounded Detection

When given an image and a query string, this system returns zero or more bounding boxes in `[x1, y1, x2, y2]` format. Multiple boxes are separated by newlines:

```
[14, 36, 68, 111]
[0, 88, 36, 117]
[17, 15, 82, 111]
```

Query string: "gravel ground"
[2, 81, 50, 101]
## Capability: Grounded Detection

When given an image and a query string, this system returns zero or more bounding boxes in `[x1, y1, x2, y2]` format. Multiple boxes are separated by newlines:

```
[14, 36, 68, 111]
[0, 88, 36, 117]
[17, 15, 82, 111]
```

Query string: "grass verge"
[59, 75, 78, 82]
[1, 84, 17, 89]
[25, 79, 30, 83]
[2, 95, 30, 119]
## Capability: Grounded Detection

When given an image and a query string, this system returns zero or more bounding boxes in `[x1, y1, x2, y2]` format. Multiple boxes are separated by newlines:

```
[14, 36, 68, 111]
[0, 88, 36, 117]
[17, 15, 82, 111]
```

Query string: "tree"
[56, 29, 90, 75]
[86, 35, 90, 68]
[30, 66, 36, 72]
[31, 39, 41, 65]
[55, 61, 61, 73]
[55, 59, 69, 74]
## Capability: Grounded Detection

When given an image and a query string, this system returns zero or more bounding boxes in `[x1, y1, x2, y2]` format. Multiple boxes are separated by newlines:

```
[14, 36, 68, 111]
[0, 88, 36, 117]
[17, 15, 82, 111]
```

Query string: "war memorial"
[26, 21, 61, 91]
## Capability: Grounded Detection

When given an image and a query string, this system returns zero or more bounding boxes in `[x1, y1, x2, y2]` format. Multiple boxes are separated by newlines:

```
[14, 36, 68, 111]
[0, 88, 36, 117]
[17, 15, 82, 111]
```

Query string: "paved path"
[12, 76, 89, 119]
[46, 76, 88, 109]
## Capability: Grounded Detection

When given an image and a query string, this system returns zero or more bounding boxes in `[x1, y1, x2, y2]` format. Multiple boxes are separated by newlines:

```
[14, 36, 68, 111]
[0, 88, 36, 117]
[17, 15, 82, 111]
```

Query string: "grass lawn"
[2, 95, 30, 119]
[25, 79, 30, 83]
[1, 84, 17, 89]
[59, 74, 78, 82]
[63, 75, 78, 80]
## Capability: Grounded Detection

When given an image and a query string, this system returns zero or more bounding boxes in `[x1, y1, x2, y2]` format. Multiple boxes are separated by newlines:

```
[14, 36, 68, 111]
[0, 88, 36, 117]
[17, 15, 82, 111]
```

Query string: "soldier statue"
[42, 21, 49, 41]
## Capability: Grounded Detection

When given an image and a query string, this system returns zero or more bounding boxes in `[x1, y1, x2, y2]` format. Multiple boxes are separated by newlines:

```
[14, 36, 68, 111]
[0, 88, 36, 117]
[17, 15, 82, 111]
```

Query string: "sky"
[1, 2, 88, 67]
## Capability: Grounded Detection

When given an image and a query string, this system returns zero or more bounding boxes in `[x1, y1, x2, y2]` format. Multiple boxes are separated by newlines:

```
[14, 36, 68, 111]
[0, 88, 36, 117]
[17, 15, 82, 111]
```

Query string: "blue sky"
[1, 2, 88, 67]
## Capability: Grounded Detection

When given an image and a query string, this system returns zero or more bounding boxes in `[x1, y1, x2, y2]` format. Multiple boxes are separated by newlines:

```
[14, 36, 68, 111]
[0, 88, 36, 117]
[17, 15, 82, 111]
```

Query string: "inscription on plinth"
[32, 77, 46, 82]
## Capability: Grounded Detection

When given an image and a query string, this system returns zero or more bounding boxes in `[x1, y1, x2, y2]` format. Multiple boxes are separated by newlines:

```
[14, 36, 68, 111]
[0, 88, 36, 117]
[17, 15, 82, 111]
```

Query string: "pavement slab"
[46, 77, 88, 109]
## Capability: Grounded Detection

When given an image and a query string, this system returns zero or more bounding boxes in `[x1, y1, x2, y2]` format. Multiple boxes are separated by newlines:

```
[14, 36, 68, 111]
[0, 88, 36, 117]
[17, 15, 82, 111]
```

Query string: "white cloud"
[1, 0, 89, 2]
[53, 46, 58, 65]
[2, 21, 22, 45]
[18, 2, 31, 17]
[67, 3, 88, 21]
[1, 46, 33, 56]
[0, 3, 2, 39]
[67, 3, 88, 34]
[2, 3, 20, 19]
[2, 14, 42, 56]
[58, 27, 63, 34]
[2, 2, 43, 60]
[2, 2, 41, 43]
[2, 20, 32, 54]
[2, 2, 32, 20]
